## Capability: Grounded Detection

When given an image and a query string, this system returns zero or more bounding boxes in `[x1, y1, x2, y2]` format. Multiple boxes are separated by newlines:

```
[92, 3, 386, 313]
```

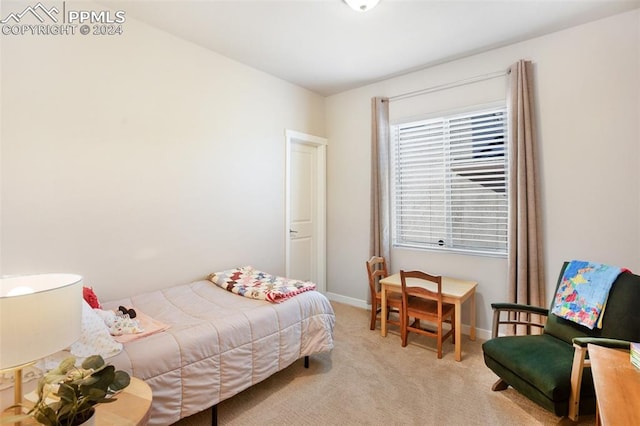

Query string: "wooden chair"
[366, 256, 402, 331]
[400, 270, 455, 359]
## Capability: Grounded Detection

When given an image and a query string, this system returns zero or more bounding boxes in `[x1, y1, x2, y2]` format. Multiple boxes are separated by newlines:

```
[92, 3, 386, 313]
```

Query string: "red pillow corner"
[83, 286, 102, 309]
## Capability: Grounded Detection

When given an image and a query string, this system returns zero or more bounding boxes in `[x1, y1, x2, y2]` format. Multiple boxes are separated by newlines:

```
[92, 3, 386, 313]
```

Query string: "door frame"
[285, 129, 328, 293]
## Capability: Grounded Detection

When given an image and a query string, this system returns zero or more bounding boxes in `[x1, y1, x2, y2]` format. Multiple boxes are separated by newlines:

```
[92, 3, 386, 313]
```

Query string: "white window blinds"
[391, 106, 508, 255]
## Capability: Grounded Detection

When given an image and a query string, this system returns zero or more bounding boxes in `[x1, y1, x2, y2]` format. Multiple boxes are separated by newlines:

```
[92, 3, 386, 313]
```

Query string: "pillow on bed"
[82, 286, 102, 309]
[70, 300, 122, 359]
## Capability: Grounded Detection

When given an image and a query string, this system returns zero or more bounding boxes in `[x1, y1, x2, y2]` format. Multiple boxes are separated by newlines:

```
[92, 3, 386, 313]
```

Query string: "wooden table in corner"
[588, 344, 640, 426]
[379, 273, 478, 362]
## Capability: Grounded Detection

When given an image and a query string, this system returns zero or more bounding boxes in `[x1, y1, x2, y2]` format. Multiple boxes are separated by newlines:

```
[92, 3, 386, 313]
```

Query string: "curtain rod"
[388, 69, 509, 102]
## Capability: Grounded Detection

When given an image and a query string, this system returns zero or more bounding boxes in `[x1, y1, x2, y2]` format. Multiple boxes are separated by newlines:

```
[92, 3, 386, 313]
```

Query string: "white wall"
[325, 9, 640, 334]
[2, 5, 638, 336]
[0, 10, 325, 301]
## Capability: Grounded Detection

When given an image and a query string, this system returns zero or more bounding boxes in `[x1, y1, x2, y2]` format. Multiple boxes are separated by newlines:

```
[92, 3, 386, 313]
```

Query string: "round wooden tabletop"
[95, 377, 152, 426]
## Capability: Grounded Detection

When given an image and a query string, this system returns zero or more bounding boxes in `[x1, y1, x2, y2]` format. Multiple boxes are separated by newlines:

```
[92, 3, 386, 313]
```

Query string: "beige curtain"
[370, 97, 391, 267]
[507, 60, 546, 322]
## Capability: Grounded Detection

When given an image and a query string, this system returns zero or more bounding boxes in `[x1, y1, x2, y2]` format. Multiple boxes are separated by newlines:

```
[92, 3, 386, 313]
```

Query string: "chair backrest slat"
[400, 270, 443, 303]
[366, 256, 388, 294]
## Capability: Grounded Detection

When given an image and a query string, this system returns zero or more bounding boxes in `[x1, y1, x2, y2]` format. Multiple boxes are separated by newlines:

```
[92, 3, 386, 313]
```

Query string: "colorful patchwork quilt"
[551, 260, 625, 329]
[208, 265, 317, 303]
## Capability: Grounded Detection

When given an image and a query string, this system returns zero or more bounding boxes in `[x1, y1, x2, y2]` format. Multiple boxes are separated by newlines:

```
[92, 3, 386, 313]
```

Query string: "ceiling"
[103, 0, 640, 96]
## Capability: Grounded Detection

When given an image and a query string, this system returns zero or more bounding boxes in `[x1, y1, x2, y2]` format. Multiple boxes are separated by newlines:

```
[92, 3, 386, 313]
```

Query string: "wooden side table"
[2, 377, 152, 426]
[588, 344, 640, 426]
[96, 377, 152, 426]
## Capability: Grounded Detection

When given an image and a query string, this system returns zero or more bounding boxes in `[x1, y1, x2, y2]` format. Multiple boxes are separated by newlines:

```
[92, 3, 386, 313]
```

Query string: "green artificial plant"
[6, 355, 130, 426]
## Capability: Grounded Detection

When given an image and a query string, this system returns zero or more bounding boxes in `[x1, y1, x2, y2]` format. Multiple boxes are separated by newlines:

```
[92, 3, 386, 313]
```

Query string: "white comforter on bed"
[103, 279, 335, 425]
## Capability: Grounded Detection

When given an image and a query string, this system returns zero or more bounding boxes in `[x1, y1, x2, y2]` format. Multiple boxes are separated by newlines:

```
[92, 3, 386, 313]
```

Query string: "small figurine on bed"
[118, 305, 137, 318]
[94, 306, 144, 336]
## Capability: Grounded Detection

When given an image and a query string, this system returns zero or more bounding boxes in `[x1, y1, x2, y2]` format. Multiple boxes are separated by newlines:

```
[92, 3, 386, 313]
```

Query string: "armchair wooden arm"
[490, 303, 549, 338]
[568, 338, 632, 421]
[572, 337, 631, 350]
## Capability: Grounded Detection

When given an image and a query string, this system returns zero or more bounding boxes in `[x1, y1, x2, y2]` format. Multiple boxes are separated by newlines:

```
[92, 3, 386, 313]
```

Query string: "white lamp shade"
[0, 274, 83, 370]
[344, 0, 381, 12]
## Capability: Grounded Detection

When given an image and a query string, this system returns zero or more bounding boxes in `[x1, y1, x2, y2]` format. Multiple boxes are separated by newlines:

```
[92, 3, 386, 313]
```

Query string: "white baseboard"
[325, 292, 369, 309]
[324, 292, 492, 341]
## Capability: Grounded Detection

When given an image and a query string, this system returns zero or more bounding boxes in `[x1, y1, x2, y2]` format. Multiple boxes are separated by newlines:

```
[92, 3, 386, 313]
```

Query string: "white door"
[285, 130, 327, 293]
[289, 143, 316, 282]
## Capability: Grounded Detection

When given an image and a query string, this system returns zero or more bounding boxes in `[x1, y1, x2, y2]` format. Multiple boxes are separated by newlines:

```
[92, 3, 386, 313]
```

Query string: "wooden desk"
[589, 344, 640, 426]
[379, 273, 477, 362]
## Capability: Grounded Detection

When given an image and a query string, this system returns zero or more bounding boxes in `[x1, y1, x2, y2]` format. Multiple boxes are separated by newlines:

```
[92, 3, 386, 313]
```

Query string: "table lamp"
[0, 273, 83, 410]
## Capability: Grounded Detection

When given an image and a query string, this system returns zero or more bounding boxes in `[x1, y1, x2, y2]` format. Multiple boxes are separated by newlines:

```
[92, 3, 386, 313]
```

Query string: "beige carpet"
[172, 302, 595, 426]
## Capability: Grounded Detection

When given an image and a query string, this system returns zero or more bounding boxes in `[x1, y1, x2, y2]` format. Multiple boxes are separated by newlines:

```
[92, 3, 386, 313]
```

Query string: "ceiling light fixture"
[344, 0, 381, 12]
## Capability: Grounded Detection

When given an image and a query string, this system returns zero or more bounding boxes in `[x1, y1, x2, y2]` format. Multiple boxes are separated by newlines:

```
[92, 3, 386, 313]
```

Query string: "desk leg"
[381, 284, 388, 337]
[454, 300, 462, 362]
[469, 290, 476, 341]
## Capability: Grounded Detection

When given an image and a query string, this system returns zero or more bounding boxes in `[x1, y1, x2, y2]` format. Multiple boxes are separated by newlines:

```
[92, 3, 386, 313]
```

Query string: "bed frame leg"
[304, 355, 309, 368]
[211, 404, 218, 426]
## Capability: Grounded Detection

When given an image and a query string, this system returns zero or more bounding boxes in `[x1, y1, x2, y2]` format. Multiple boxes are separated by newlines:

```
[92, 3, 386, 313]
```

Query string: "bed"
[101, 277, 336, 425]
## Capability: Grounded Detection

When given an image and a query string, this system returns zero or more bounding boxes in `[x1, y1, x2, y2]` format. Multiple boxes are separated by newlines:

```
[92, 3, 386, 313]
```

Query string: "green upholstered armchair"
[482, 262, 640, 421]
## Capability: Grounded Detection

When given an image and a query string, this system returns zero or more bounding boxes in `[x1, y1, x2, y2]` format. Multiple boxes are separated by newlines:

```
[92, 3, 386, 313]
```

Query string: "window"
[391, 105, 508, 255]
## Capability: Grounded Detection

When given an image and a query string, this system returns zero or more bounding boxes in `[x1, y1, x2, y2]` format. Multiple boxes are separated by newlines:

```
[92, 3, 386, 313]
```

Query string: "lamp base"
[14, 368, 23, 413]
[0, 361, 37, 412]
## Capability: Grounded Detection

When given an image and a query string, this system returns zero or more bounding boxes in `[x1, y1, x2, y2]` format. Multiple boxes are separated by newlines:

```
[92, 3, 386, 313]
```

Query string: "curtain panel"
[370, 97, 391, 268]
[507, 60, 546, 321]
